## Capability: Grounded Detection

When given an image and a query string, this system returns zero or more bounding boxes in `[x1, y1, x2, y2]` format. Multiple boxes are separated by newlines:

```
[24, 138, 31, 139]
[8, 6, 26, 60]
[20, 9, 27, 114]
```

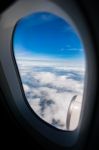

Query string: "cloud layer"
[17, 59, 85, 130]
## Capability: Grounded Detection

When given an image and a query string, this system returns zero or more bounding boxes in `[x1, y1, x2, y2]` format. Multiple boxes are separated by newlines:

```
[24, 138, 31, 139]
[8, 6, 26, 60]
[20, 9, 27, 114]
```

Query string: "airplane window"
[13, 12, 86, 131]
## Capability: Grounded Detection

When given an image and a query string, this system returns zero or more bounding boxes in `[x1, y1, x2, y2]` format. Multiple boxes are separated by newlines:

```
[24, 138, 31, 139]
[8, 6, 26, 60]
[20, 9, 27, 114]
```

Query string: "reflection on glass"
[13, 12, 85, 130]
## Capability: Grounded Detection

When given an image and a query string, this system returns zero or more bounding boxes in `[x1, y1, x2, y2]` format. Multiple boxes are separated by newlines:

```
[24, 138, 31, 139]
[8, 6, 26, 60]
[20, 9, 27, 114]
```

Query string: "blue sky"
[14, 12, 85, 61]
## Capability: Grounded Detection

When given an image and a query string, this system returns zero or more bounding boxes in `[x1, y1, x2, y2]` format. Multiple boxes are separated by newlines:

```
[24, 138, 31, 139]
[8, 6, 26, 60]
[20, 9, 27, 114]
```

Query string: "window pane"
[13, 12, 86, 130]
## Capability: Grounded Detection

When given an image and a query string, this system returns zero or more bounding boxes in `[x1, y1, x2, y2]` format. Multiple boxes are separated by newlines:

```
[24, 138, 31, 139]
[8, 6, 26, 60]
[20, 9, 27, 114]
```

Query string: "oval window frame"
[0, 0, 97, 148]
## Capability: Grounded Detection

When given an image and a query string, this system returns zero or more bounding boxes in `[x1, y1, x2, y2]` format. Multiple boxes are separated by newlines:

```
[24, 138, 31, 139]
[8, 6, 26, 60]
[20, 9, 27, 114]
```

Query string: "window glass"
[13, 12, 86, 130]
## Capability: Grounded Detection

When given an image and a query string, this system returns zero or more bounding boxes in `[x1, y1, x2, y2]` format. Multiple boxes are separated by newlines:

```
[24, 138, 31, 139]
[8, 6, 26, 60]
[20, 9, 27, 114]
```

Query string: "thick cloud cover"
[17, 59, 85, 130]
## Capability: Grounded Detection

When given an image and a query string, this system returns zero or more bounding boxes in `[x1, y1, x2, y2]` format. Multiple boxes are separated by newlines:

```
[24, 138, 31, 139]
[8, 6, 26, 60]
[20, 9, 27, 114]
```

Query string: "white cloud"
[17, 58, 85, 130]
[23, 84, 30, 93]
[32, 71, 83, 94]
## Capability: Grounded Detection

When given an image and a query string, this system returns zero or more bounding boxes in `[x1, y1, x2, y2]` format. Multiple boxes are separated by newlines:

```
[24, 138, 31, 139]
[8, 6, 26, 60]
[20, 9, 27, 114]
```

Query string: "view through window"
[13, 12, 85, 130]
